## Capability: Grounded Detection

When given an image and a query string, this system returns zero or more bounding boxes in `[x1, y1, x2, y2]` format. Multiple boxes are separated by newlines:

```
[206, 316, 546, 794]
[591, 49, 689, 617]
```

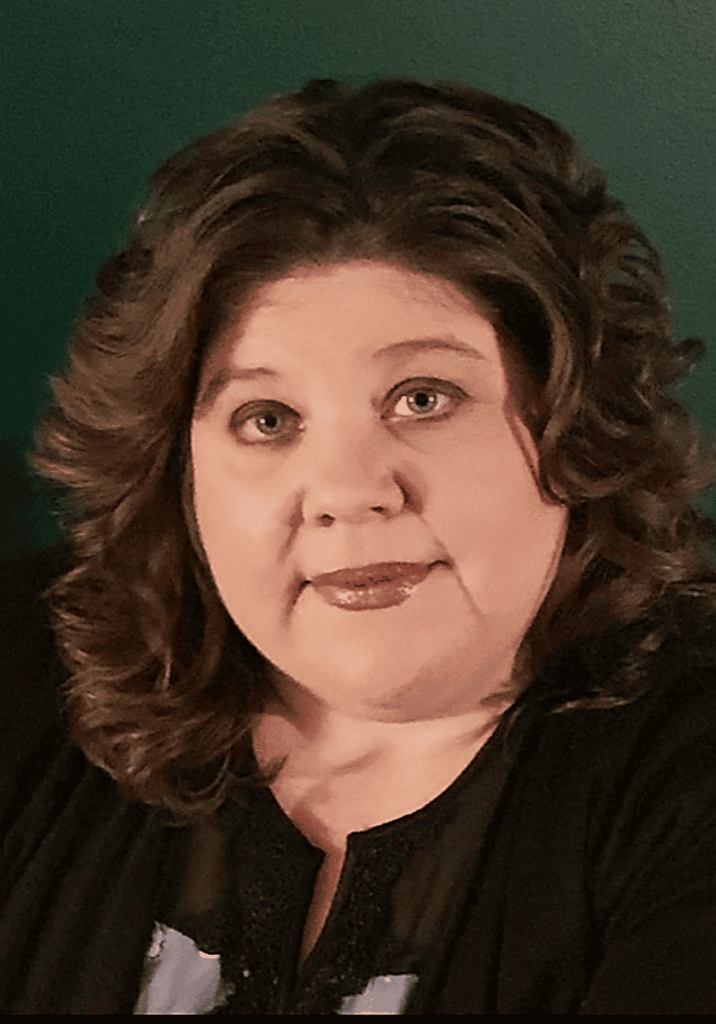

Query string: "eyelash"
[230, 378, 469, 446]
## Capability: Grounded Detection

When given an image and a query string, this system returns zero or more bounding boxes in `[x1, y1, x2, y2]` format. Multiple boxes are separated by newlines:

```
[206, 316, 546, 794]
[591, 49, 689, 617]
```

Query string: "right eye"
[231, 403, 302, 445]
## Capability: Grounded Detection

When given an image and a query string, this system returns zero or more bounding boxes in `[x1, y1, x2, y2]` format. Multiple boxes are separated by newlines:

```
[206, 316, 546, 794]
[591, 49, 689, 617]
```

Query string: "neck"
[253, 676, 516, 781]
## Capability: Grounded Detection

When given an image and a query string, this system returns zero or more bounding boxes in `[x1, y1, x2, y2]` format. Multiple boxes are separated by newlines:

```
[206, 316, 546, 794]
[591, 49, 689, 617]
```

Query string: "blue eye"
[389, 379, 467, 421]
[392, 388, 451, 418]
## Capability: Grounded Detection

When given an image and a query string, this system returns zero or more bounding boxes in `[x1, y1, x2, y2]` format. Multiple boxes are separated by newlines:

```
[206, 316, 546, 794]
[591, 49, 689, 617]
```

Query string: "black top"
[2, 546, 716, 1014]
[146, 692, 515, 1013]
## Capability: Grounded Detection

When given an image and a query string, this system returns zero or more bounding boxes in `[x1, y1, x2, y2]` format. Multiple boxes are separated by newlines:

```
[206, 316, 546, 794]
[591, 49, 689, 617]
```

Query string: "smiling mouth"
[308, 561, 445, 610]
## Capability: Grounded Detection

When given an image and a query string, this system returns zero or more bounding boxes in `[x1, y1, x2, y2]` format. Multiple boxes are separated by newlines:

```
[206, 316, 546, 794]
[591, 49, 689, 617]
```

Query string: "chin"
[288, 649, 484, 721]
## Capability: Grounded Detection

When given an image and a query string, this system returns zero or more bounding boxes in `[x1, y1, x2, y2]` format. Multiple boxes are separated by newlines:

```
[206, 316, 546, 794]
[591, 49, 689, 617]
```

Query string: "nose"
[301, 427, 409, 527]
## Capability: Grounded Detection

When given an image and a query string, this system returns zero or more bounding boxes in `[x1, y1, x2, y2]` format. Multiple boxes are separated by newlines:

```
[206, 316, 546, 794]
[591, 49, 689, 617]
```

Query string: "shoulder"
[0, 544, 70, 711]
[0, 545, 73, 820]
[479, 597, 716, 1015]
[524, 592, 716, 751]
[511, 594, 716, 855]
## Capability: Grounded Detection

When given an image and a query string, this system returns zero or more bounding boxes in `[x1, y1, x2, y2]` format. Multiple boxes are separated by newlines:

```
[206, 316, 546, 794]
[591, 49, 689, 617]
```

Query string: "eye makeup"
[228, 376, 471, 446]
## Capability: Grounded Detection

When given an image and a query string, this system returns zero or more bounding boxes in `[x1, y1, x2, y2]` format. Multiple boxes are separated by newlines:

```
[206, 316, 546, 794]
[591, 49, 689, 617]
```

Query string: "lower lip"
[311, 566, 437, 611]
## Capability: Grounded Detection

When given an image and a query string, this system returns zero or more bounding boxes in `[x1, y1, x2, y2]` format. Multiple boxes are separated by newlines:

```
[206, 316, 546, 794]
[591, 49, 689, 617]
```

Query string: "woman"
[2, 76, 716, 1014]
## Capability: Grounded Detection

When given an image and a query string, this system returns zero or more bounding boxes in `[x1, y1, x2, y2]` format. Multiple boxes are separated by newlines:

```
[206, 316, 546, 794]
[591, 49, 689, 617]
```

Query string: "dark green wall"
[3, 0, 715, 557]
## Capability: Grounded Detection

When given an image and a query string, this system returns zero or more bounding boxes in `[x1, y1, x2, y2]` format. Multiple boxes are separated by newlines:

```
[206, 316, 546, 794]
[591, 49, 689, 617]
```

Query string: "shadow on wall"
[0, 436, 60, 561]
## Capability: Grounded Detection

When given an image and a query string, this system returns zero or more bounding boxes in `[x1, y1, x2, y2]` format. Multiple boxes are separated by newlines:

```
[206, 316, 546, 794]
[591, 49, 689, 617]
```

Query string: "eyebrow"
[194, 335, 487, 418]
[372, 335, 487, 363]
[194, 365, 278, 418]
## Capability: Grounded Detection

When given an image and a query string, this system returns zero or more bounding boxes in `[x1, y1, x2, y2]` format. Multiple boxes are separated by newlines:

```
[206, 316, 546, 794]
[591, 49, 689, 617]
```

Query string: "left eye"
[393, 389, 448, 417]
[390, 383, 462, 419]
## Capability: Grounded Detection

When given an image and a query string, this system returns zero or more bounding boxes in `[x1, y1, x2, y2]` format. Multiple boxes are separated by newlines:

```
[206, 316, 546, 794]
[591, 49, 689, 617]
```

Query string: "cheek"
[427, 421, 533, 520]
[190, 435, 304, 636]
[192, 477, 280, 636]
[427, 428, 566, 586]
[190, 442, 269, 616]
[192, 433, 271, 548]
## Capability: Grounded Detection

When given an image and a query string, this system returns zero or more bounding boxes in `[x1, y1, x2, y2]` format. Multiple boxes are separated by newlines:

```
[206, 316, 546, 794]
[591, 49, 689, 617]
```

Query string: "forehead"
[206, 260, 501, 366]
[248, 260, 489, 323]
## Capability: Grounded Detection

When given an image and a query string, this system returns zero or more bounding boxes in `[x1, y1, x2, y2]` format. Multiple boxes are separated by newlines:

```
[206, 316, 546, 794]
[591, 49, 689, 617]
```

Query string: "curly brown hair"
[27, 77, 716, 825]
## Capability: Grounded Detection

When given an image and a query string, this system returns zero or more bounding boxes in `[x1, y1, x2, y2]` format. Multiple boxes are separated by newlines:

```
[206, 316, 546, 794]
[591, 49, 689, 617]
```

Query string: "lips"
[308, 561, 442, 611]
[311, 561, 432, 589]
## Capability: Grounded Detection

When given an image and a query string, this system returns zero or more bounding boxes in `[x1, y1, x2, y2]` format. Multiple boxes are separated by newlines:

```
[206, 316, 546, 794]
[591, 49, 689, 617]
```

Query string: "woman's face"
[190, 261, 568, 722]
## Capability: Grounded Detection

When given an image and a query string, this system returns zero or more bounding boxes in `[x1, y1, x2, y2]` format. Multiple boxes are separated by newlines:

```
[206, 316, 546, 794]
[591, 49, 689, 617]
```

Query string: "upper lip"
[310, 561, 441, 588]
